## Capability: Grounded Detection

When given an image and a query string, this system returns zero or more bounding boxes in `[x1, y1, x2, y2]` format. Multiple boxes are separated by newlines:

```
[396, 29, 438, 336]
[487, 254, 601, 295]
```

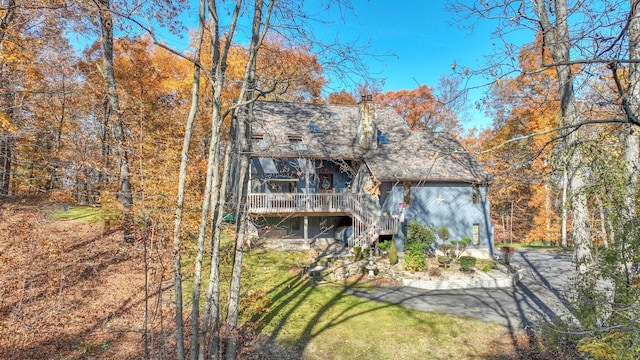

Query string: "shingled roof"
[365, 131, 490, 182]
[247, 100, 490, 183]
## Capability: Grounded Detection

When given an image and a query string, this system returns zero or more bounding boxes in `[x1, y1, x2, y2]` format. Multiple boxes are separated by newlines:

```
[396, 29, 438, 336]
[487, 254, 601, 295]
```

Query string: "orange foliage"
[327, 89, 357, 105]
[470, 34, 562, 244]
[376, 84, 461, 133]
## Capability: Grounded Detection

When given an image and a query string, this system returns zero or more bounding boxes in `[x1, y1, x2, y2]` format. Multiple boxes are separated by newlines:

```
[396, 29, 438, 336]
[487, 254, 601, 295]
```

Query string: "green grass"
[51, 205, 120, 224]
[179, 229, 517, 358]
[233, 248, 515, 359]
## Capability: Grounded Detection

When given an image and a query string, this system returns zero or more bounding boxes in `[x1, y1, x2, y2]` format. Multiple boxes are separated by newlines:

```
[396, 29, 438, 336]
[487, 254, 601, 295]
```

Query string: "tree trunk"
[201, 141, 232, 360]
[0, 0, 15, 196]
[561, 165, 568, 248]
[225, 2, 273, 358]
[96, 0, 135, 242]
[509, 200, 514, 244]
[597, 197, 609, 249]
[623, 0, 640, 220]
[172, 0, 206, 358]
[225, 105, 251, 360]
[0, 135, 11, 195]
[534, 0, 592, 271]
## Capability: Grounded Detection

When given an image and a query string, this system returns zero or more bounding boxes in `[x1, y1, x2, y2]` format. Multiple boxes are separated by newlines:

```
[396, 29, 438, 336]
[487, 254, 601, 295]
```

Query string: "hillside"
[0, 198, 172, 359]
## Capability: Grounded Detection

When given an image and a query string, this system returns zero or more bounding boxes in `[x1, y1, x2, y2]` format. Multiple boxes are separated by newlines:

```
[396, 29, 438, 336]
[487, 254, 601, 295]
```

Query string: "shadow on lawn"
[248, 271, 517, 359]
[248, 249, 577, 359]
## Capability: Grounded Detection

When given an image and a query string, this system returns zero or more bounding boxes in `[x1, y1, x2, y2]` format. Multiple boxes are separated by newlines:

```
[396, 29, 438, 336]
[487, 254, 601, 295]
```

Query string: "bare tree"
[225, 2, 274, 358]
[447, 0, 640, 270]
[532, 0, 593, 270]
[171, 0, 206, 357]
[95, 0, 135, 242]
[0, 0, 15, 196]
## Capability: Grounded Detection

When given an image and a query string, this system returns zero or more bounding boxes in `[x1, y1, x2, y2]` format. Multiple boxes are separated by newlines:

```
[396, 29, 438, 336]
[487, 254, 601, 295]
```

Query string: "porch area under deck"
[247, 193, 399, 247]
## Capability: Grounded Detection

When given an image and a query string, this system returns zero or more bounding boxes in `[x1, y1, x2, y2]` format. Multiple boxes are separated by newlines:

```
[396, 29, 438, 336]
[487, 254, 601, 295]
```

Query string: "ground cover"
[1, 198, 523, 359]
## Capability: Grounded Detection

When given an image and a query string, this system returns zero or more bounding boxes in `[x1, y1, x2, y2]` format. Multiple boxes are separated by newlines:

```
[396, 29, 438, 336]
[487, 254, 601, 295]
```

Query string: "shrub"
[437, 226, 450, 243]
[450, 237, 472, 258]
[406, 220, 436, 255]
[362, 247, 370, 259]
[477, 259, 497, 272]
[353, 246, 362, 261]
[437, 255, 452, 268]
[428, 266, 442, 277]
[404, 249, 426, 272]
[388, 238, 398, 265]
[438, 244, 452, 257]
[377, 240, 391, 252]
[459, 256, 476, 272]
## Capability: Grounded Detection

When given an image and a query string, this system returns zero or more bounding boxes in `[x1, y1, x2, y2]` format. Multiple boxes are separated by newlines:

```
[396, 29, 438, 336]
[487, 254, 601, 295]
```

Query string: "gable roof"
[247, 100, 490, 183]
[250, 100, 410, 159]
[365, 131, 490, 182]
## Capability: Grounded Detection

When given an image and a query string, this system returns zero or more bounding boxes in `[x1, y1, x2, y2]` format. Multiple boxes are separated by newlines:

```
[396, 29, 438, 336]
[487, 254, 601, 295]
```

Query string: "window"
[472, 184, 480, 204]
[377, 130, 390, 144]
[308, 124, 322, 133]
[472, 223, 481, 245]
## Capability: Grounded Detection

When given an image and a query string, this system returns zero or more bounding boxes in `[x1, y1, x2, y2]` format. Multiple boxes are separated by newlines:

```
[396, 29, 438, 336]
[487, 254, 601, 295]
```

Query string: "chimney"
[357, 94, 377, 149]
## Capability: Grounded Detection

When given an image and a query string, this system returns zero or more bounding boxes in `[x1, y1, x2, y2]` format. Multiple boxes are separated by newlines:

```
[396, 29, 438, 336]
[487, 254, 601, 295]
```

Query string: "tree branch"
[472, 119, 628, 155]
[608, 62, 640, 126]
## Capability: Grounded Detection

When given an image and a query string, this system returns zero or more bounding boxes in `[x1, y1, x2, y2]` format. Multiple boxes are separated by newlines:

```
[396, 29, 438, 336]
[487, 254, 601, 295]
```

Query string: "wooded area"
[1, 0, 638, 359]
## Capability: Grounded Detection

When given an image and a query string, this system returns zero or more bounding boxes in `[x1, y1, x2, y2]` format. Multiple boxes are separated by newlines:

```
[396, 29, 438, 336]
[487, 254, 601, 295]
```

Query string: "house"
[243, 95, 494, 258]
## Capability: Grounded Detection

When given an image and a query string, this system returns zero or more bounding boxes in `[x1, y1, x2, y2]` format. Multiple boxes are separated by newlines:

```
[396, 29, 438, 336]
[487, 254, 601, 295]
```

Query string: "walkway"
[345, 250, 575, 329]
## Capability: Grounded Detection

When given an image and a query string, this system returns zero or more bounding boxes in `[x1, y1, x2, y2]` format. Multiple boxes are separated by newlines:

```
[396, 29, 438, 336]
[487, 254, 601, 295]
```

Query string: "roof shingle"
[247, 100, 490, 182]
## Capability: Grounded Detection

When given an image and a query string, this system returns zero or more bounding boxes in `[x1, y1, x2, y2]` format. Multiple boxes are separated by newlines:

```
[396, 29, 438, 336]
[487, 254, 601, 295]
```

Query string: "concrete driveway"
[345, 249, 576, 329]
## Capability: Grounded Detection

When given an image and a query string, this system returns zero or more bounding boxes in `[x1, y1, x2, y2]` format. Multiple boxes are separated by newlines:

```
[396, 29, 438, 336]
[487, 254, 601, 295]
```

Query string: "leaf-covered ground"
[0, 198, 173, 359]
[1, 197, 530, 359]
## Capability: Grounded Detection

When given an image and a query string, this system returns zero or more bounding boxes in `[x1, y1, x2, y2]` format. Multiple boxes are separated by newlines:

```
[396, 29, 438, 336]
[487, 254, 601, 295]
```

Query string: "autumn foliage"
[468, 35, 562, 244]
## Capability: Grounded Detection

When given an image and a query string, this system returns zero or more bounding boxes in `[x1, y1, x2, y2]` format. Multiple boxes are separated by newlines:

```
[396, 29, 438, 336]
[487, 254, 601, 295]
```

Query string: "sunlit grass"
[51, 205, 120, 224]
[178, 229, 516, 359]
[238, 248, 515, 359]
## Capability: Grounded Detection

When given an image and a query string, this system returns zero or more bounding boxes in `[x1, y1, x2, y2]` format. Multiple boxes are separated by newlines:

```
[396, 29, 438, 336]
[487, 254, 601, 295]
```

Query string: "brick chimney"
[357, 94, 377, 150]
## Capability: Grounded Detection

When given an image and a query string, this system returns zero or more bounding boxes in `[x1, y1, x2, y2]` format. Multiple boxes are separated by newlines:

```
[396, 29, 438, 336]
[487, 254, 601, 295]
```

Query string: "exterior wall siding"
[250, 158, 354, 194]
[381, 181, 494, 255]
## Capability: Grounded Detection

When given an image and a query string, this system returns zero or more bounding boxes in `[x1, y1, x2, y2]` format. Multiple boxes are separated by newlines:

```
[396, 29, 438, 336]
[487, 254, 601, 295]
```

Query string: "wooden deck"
[247, 193, 399, 243]
[248, 193, 357, 214]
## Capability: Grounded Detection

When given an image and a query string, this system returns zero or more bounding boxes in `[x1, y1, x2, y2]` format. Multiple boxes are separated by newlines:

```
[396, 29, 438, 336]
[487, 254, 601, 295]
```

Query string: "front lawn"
[237, 248, 519, 359]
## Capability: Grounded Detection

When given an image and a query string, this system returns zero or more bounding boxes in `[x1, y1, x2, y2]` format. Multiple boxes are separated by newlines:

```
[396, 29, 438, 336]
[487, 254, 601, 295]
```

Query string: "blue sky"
[159, 1, 535, 130]
[318, 2, 494, 91]
[312, 1, 534, 130]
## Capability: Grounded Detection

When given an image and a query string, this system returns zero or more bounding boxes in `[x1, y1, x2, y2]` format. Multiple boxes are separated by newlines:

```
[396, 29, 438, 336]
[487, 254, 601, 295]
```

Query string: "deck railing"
[247, 193, 355, 213]
[247, 193, 398, 247]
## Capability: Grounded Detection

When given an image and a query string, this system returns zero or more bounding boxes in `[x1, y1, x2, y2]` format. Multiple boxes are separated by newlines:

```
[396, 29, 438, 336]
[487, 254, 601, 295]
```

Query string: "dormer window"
[287, 134, 306, 151]
[377, 130, 390, 144]
[308, 124, 323, 133]
[251, 134, 266, 150]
